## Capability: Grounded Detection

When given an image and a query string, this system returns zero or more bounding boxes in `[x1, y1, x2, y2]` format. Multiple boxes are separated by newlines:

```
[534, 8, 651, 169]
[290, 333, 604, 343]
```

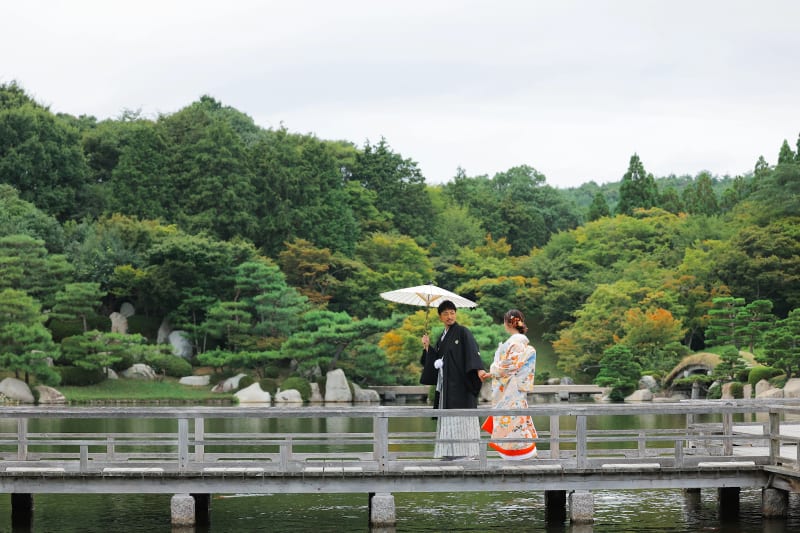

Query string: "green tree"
[715, 218, 800, 316]
[442, 165, 581, 255]
[250, 129, 359, 255]
[0, 184, 65, 251]
[201, 300, 252, 352]
[0, 288, 60, 385]
[594, 344, 641, 401]
[705, 297, 747, 349]
[158, 97, 258, 242]
[427, 186, 485, 258]
[659, 186, 684, 214]
[348, 138, 435, 243]
[96, 119, 172, 220]
[144, 232, 257, 320]
[683, 172, 719, 216]
[60, 331, 151, 373]
[0, 98, 91, 221]
[587, 192, 611, 221]
[616, 154, 659, 216]
[737, 299, 776, 353]
[336, 233, 434, 318]
[0, 234, 72, 309]
[281, 310, 397, 384]
[619, 307, 686, 374]
[50, 282, 105, 333]
[777, 139, 795, 165]
[234, 260, 309, 348]
[759, 308, 800, 378]
[712, 346, 747, 383]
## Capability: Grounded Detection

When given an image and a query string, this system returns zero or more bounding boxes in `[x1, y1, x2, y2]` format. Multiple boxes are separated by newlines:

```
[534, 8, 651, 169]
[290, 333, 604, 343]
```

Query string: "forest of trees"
[1, 80, 799, 395]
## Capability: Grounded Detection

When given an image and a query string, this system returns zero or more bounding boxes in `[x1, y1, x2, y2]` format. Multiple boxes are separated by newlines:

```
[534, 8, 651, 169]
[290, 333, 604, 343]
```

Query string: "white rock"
[235, 383, 272, 403]
[756, 387, 784, 399]
[34, 385, 66, 404]
[168, 330, 193, 360]
[121, 363, 158, 380]
[352, 383, 380, 403]
[119, 302, 136, 317]
[783, 378, 800, 398]
[625, 389, 653, 402]
[275, 389, 303, 403]
[179, 375, 210, 386]
[324, 369, 352, 402]
[157, 318, 172, 344]
[109, 312, 128, 334]
[211, 373, 248, 393]
[755, 379, 773, 397]
[0, 377, 35, 403]
[309, 382, 324, 403]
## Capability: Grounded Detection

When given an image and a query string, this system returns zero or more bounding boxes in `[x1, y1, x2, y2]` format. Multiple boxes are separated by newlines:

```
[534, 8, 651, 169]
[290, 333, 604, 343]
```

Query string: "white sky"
[3, 1, 799, 188]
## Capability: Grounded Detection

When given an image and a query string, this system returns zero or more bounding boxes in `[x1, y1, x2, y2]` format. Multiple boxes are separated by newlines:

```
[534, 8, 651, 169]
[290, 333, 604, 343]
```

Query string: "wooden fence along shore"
[2, 400, 800, 528]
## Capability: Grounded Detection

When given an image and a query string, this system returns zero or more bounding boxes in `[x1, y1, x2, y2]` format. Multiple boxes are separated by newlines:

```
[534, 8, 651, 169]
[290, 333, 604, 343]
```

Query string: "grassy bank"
[57, 378, 235, 404]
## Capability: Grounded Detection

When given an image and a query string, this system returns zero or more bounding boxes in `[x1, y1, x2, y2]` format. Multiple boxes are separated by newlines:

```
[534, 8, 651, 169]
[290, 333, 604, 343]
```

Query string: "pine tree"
[616, 154, 659, 216]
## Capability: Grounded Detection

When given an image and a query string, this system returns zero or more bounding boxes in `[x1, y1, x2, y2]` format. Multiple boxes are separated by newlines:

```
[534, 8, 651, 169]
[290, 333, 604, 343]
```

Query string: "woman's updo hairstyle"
[504, 309, 528, 334]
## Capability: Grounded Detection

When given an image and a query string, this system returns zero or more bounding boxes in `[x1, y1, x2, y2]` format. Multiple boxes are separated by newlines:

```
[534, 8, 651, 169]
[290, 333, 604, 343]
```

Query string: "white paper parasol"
[380, 283, 477, 331]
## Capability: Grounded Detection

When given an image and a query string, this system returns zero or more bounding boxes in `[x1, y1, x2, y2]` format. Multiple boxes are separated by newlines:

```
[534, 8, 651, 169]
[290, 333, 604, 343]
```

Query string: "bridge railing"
[1, 401, 799, 474]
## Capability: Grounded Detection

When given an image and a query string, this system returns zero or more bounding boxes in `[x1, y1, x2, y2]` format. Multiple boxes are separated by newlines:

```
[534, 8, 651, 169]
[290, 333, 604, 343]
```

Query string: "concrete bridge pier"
[171, 493, 196, 526]
[11, 493, 33, 530]
[569, 490, 594, 524]
[170, 493, 211, 527]
[369, 492, 396, 527]
[544, 490, 567, 522]
[762, 487, 789, 518]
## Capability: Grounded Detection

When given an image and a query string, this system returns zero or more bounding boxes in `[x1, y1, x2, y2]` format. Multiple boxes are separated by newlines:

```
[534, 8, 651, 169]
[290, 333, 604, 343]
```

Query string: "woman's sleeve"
[489, 339, 527, 378]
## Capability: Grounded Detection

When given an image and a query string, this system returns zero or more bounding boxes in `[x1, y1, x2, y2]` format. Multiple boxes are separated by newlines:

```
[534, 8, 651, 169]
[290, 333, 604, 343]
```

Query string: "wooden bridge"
[2, 400, 800, 528]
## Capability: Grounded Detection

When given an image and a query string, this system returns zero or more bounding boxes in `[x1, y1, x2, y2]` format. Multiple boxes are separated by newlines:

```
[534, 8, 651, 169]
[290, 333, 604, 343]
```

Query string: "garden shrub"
[262, 366, 280, 379]
[110, 350, 136, 372]
[56, 366, 107, 386]
[144, 353, 193, 378]
[259, 378, 279, 394]
[237, 375, 255, 390]
[748, 366, 783, 387]
[280, 376, 311, 401]
[707, 382, 722, 399]
[728, 381, 744, 399]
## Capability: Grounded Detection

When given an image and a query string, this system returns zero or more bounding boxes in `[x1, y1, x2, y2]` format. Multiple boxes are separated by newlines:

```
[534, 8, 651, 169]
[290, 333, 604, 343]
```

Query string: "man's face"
[438, 308, 457, 328]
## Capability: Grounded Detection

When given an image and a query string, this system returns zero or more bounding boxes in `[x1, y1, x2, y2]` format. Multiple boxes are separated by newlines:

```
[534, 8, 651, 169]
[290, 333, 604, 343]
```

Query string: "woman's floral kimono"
[481, 333, 538, 459]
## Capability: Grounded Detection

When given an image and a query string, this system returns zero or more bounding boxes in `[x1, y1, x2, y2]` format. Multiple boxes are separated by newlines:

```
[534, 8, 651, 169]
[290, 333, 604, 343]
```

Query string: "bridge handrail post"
[769, 410, 780, 465]
[194, 418, 205, 463]
[549, 415, 560, 459]
[178, 418, 189, 471]
[373, 413, 389, 472]
[17, 418, 28, 460]
[280, 438, 291, 471]
[80, 445, 88, 471]
[576, 415, 587, 468]
[722, 412, 733, 456]
[674, 439, 684, 467]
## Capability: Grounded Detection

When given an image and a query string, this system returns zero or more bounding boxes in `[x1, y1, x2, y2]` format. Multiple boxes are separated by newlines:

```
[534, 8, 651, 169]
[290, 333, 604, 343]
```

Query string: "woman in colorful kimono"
[479, 309, 538, 460]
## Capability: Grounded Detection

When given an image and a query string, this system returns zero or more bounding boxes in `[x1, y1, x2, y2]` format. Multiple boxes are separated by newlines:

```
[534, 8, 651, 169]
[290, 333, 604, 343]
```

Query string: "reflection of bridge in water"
[370, 384, 608, 402]
[2, 401, 800, 529]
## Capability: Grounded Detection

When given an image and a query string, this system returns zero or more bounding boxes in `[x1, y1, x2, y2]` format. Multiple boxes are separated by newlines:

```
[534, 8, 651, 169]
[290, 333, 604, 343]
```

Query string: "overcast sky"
[3, 1, 799, 188]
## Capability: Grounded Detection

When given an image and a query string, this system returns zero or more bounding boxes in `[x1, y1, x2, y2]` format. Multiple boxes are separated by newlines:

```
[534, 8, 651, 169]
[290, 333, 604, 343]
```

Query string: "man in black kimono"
[420, 300, 485, 458]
